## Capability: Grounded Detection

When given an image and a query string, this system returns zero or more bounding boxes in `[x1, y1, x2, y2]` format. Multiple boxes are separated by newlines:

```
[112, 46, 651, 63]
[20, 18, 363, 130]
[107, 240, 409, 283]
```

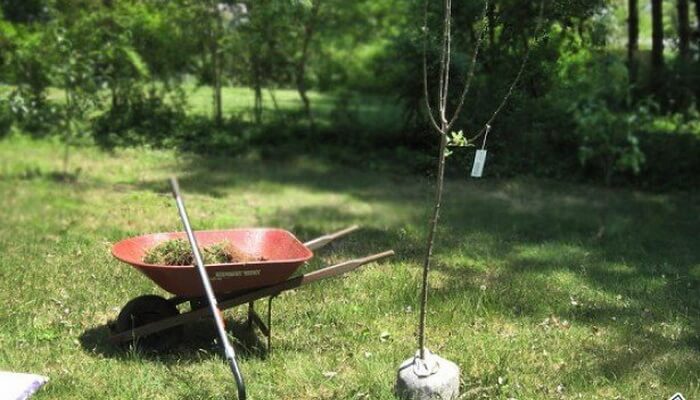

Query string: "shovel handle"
[170, 177, 246, 400]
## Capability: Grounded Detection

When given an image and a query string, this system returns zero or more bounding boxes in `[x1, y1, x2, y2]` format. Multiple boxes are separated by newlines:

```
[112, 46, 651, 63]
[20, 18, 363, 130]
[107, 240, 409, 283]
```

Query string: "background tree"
[0, 0, 47, 23]
[292, 0, 322, 125]
[627, 0, 639, 89]
[650, 0, 664, 97]
[180, 0, 225, 123]
[238, 0, 295, 124]
[0, 0, 698, 190]
[52, 22, 99, 177]
[678, 0, 690, 61]
[695, 0, 700, 47]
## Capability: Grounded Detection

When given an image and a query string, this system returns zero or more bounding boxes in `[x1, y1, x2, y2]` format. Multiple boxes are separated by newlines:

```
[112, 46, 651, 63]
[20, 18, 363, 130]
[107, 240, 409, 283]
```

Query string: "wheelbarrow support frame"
[110, 246, 393, 345]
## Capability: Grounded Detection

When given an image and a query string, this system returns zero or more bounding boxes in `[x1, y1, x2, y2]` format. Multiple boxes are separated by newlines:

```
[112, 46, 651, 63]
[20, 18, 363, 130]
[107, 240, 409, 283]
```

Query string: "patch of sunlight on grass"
[513, 242, 591, 265]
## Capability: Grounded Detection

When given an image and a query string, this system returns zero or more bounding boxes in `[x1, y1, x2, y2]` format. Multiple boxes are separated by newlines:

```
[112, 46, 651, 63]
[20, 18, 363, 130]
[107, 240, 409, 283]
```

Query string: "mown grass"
[0, 82, 405, 133]
[183, 84, 405, 133]
[0, 135, 698, 399]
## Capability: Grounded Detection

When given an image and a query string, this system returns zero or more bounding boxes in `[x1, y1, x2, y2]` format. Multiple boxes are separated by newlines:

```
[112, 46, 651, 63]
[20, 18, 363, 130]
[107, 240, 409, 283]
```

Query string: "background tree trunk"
[678, 0, 690, 60]
[650, 0, 664, 96]
[487, 4, 496, 71]
[694, 0, 700, 49]
[295, 0, 322, 127]
[627, 0, 639, 88]
[212, 12, 223, 125]
[253, 58, 263, 124]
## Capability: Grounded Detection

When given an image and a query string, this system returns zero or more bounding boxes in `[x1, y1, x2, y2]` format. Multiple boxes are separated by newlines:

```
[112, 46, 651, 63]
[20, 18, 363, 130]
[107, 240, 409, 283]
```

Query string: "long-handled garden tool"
[109, 178, 394, 399]
[170, 177, 247, 400]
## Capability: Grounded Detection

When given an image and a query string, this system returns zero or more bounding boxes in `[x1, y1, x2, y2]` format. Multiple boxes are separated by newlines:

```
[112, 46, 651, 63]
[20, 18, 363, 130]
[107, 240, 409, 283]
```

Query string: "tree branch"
[440, 0, 453, 125]
[447, 0, 490, 132]
[422, 0, 443, 134]
[436, 0, 449, 124]
[468, 0, 545, 144]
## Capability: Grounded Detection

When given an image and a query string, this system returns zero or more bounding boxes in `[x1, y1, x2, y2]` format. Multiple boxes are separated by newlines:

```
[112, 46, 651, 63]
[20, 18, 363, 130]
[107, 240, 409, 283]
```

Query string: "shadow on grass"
[79, 151, 700, 383]
[79, 316, 269, 365]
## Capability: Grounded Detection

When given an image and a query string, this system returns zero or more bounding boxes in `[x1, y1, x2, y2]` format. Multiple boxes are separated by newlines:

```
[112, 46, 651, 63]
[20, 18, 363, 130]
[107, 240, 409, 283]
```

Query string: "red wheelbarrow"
[108, 178, 394, 400]
[110, 225, 393, 349]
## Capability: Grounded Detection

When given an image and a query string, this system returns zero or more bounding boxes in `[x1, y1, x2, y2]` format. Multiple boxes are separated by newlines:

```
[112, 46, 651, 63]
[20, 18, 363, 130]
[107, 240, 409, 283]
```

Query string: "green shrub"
[92, 89, 185, 149]
[574, 100, 647, 185]
[8, 91, 62, 137]
[176, 116, 252, 155]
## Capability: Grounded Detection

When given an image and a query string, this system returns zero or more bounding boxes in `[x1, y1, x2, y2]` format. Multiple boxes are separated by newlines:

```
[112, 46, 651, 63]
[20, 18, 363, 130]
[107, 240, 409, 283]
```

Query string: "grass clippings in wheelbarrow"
[143, 239, 265, 265]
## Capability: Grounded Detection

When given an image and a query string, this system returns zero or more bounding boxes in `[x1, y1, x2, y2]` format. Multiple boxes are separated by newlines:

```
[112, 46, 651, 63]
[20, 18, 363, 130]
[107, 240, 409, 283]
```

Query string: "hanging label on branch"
[471, 124, 491, 178]
[471, 149, 487, 178]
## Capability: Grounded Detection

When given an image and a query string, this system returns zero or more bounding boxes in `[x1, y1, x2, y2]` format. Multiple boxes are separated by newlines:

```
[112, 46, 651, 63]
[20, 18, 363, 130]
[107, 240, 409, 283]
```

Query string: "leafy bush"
[8, 90, 62, 137]
[92, 89, 185, 149]
[176, 116, 252, 155]
[574, 100, 647, 185]
[5, 29, 53, 103]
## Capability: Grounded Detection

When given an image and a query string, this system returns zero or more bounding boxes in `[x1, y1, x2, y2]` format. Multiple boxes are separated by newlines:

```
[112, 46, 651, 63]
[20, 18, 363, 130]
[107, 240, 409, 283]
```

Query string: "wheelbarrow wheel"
[114, 295, 183, 351]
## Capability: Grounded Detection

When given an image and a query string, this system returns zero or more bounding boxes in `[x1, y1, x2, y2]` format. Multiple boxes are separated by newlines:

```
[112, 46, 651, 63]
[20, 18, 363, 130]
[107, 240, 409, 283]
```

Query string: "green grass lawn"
[184, 84, 404, 131]
[0, 135, 698, 399]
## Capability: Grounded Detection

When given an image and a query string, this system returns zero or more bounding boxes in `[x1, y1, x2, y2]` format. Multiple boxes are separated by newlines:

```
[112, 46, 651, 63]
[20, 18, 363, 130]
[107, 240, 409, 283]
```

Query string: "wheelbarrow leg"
[267, 296, 273, 353]
[246, 298, 274, 355]
[247, 302, 255, 329]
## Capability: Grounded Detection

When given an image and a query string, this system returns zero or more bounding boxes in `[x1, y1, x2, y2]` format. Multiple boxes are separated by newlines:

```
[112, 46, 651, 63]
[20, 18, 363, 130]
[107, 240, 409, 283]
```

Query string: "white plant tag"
[471, 149, 487, 178]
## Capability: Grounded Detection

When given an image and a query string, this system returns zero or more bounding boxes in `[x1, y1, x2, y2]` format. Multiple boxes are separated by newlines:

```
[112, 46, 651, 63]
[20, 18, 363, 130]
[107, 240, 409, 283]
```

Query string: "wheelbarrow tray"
[112, 228, 313, 297]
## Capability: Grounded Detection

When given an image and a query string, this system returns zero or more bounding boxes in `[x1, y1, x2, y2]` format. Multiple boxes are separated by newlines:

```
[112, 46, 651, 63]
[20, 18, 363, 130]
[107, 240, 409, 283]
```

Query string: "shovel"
[170, 177, 246, 400]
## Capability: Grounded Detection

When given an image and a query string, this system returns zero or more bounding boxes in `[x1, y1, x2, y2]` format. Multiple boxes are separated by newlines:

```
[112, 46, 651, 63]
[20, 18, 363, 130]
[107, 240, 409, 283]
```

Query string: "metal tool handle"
[170, 177, 246, 400]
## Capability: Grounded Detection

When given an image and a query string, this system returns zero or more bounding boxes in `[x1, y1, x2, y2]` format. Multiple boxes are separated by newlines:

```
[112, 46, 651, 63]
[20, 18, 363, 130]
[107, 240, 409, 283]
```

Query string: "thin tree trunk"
[678, 0, 690, 60]
[416, 0, 538, 362]
[254, 86, 262, 124]
[487, 4, 496, 71]
[650, 0, 664, 95]
[695, 0, 700, 61]
[627, 0, 639, 88]
[253, 62, 263, 124]
[63, 89, 72, 176]
[268, 88, 281, 113]
[296, 0, 321, 126]
[111, 87, 117, 110]
[417, 130, 447, 359]
[677, 0, 692, 109]
[212, 13, 223, 125]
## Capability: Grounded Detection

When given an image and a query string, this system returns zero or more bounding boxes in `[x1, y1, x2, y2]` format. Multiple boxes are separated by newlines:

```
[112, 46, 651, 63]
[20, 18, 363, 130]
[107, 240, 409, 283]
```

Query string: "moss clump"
[143, 239, 264, 265]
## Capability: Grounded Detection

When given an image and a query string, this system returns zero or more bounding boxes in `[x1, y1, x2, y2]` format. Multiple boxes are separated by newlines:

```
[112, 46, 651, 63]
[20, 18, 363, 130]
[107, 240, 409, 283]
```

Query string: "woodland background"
[1, 0, 699, 190]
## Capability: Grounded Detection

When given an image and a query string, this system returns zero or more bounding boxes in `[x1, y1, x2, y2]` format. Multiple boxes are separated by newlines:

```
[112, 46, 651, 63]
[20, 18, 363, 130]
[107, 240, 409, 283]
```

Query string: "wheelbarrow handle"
[304, 225, 360, 251]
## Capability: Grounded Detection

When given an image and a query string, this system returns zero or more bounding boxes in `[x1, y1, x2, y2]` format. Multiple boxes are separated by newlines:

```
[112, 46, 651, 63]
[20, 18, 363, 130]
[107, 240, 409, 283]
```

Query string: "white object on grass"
[0, 372, 48, 400]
